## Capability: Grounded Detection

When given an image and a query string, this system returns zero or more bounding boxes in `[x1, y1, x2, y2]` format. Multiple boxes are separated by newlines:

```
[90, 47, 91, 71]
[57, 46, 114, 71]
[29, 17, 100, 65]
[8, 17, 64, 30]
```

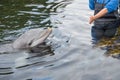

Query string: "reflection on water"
[1, 0, 120, 80]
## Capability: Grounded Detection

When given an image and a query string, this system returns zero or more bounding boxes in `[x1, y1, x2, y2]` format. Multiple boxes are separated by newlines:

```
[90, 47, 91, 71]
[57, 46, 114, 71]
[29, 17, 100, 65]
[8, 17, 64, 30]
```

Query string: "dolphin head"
[29, 27, 52, 48]
[12, 27, 52, 50]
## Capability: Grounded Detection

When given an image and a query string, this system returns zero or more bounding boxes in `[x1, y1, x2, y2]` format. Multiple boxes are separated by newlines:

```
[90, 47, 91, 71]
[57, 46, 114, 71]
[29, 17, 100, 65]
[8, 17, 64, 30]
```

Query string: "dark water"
[0, 0, 120, 80]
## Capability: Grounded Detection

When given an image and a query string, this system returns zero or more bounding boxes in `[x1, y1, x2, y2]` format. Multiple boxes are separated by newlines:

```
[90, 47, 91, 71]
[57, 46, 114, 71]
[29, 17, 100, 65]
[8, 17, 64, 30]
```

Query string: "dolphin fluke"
[12, 27, 52, 49]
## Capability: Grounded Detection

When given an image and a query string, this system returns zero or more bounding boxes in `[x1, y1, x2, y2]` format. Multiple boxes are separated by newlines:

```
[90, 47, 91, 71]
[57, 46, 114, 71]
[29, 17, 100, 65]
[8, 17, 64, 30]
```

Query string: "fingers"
[89, 16, 95, 24]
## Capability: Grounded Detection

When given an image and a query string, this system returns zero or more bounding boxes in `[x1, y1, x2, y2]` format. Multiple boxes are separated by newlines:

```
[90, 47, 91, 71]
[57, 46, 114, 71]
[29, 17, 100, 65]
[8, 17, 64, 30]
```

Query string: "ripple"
[19, 11, 43, 15]
[25, 4, 45, 8]
[0, 68, 14, 75]
[1, 0, 120, 80]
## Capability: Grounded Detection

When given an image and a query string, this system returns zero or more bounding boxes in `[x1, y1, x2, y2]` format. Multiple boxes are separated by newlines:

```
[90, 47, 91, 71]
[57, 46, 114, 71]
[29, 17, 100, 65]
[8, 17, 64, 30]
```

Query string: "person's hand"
[89, 16, 95, 24]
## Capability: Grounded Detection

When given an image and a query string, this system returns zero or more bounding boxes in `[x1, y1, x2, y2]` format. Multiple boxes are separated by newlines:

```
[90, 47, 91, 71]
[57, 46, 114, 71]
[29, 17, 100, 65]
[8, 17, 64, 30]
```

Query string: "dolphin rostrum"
[12, 27, 52, 50]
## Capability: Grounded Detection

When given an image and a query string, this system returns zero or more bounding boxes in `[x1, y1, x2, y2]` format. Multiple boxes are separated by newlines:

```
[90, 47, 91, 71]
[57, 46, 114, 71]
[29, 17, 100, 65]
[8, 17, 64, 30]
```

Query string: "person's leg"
[104, 28, 117, 38]
[91, 26, 104, 43]
[116, 18, 120, 26]
[104, 20, 119, 38]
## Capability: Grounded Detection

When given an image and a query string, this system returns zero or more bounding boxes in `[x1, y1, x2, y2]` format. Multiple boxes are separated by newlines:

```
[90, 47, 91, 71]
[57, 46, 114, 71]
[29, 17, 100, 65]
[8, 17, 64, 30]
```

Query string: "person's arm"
[89, 0, 119, 24]
[105, 0, 119, 13]
[89, 8, 108, 24]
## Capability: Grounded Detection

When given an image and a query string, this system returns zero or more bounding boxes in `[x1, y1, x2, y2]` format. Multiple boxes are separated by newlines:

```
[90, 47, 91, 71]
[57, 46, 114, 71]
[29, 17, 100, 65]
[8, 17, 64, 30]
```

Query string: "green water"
[0, 0, 67, 42]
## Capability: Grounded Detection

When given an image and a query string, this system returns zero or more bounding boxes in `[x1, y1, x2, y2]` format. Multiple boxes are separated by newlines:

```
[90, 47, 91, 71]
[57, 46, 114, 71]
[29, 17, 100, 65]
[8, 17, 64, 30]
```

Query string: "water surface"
[0, 0, 120, 80]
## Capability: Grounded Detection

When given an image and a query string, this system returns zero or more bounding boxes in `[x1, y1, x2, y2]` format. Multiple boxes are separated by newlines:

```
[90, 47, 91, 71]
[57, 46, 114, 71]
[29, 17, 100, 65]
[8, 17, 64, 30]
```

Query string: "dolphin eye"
[28, 42, 32, 46]
[28, 40, 33, 46]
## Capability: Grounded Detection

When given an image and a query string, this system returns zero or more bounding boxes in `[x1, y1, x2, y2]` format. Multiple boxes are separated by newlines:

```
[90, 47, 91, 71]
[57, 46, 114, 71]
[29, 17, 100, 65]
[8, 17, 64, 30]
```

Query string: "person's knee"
[91, 26, 104, 40]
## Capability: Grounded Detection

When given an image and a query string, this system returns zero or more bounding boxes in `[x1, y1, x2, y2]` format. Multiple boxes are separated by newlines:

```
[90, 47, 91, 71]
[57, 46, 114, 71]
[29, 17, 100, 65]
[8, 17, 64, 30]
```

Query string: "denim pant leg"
[104, 28, 117, 38]
[104, 20, 119, 38]
[91, 26, 104, 41]
[116, 18, 120, 26]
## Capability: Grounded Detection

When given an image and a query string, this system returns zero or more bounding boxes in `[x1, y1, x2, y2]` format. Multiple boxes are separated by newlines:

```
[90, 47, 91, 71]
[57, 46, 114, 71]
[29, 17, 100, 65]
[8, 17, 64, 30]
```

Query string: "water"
[0, 0, 120, 80]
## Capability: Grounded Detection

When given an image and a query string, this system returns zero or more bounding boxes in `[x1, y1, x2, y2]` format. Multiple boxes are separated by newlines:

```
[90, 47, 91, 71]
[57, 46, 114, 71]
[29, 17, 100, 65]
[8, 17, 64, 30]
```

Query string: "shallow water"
[0, 0, 120, 80]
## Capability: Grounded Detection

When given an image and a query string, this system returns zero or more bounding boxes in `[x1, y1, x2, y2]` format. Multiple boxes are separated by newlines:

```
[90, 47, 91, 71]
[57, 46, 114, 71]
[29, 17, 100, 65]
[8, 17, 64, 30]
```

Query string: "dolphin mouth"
[29, 27, 52, 48]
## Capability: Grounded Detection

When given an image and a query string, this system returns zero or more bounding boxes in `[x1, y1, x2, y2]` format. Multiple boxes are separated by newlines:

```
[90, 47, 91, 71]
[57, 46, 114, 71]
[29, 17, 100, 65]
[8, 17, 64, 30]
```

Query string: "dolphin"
[0, 27, 52, 53]
[12, 27, 52, 50]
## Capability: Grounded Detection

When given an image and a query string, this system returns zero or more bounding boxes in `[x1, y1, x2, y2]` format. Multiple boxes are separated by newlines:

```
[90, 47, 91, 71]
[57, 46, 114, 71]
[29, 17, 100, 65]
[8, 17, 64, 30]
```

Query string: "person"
[89, 0, 120, 44]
